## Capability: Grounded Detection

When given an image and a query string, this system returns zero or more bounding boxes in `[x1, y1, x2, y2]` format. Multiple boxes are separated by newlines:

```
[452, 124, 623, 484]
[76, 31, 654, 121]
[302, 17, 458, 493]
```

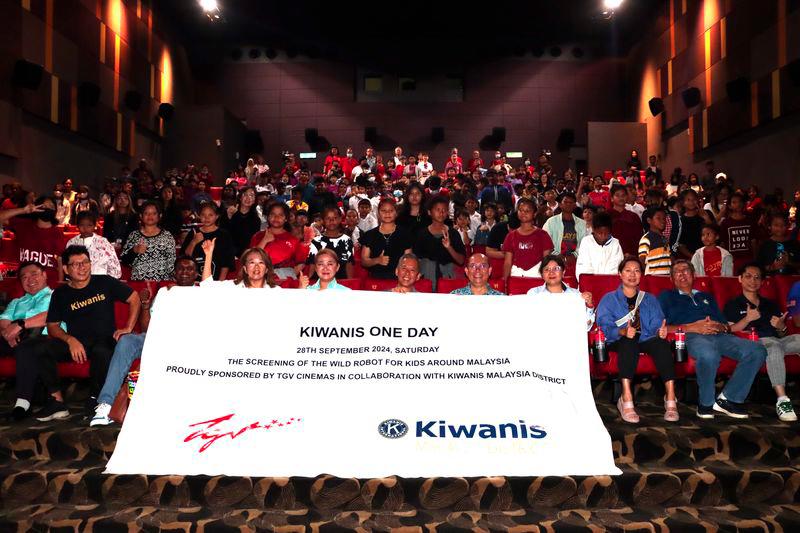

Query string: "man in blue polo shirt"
[658, 259, 766, 419]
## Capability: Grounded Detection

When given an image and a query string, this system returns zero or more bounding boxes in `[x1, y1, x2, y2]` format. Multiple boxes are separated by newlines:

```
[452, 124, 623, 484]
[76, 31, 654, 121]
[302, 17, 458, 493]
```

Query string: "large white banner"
[106, 288, 620, 477]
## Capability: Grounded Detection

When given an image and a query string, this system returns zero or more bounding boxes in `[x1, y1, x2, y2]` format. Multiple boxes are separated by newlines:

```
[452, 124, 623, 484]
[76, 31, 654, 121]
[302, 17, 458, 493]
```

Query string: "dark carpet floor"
[0, 379, 798, 531]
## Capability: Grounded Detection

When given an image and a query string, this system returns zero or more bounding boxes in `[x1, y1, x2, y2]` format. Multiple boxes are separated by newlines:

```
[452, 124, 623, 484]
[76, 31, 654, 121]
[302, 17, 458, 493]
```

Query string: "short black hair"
[18, 260, 45, 274]
[174, 255, 197, 269]
[62, 245, 90, 266]
[738, 261, 764, 277]
[539, 254, 565, 275]
[593, 212, 612, 230]
[560, 192, 577, 202]
[609, 184, 627, 197]
[427, 194, 449, 211]
[75, 211, 97, 225]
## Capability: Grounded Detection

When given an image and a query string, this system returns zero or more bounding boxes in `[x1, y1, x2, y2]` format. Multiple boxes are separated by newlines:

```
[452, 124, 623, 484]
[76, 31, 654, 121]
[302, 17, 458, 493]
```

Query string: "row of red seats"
[1, 274, 798, 384]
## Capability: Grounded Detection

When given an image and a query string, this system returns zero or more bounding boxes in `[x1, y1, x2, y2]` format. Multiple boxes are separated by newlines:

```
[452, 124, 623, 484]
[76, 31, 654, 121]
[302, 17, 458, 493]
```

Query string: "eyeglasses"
[467, 263, 490, 271]
[67, 260, 90, 268]
[543, 266, 563, 273]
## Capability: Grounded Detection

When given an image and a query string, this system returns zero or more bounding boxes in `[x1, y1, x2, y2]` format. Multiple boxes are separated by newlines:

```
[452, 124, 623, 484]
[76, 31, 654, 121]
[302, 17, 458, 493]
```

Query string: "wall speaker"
[491, 127, 506, 142]
[726, 77, 749, 103]
[124, 90, 143, 111]
[158, 103, 175, 121]
[431, 127, 444, 144]
[77, 82, 101, 107]
[648, 97, 664, 116]
[12, 59, 43, 90]
[681, 87, 701, 108]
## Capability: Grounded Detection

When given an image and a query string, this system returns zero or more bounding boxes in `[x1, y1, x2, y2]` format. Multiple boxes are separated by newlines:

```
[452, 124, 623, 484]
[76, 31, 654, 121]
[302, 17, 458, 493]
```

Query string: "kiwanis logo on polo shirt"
[70, 293, 106, 311]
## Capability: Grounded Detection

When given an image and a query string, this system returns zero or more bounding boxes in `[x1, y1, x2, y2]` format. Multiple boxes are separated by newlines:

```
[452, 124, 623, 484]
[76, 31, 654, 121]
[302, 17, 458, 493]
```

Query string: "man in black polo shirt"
[37, 245, 140, 421]
[723, 262, 799, 422]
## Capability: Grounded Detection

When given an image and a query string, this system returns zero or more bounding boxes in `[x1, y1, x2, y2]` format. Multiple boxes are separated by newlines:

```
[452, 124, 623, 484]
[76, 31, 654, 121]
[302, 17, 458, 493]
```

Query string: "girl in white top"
[200, 240, 280, 289]
[66, 211, 121, 278]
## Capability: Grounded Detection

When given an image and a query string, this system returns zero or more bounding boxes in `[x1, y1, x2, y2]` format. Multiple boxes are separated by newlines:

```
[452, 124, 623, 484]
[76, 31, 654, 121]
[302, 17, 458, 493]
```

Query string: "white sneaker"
[777, 400, 798, 422]
[89, 403, 113, 427]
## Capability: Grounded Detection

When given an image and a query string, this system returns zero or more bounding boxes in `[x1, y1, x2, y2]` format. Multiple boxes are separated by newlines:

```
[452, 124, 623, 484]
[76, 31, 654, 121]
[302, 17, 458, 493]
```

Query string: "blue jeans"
[97, 333, 145, 406]
[686, 332, 767, 407]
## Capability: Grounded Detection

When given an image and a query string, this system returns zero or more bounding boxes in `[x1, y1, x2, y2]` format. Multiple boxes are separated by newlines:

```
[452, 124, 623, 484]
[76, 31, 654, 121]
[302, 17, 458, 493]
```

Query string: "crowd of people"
[0, 146, 798, 426]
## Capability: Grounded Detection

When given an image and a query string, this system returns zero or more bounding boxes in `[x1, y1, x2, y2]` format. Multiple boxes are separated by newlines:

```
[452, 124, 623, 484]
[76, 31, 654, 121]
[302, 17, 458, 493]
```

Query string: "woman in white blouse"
[200, 239, 279, 289]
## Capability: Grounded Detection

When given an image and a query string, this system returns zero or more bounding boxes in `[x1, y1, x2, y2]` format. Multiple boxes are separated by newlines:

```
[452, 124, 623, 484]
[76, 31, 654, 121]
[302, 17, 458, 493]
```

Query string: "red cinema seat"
[362, 278, 433, 293]
[488, 256, 505, 279]
[0, 357, 14, 377]
[641, 275, 673, 297]
[337, 278, 362, 290]
[693, 276, 712, 294]
[0, 358, 90, 379]
[1, 237, 18, 262]
[579, 275, 619, 308]
[278, 279, 299, 288]
[710, 277, 744, 310]
[0, 277, 24, 301]
[209, 187, 223, 203]
[759, 276, 778, 301]
[506, 277, 544, 295]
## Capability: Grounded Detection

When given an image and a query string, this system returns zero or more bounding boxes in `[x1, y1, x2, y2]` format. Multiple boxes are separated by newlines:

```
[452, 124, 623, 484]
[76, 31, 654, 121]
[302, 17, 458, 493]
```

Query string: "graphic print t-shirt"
[47, 275, 132, 344]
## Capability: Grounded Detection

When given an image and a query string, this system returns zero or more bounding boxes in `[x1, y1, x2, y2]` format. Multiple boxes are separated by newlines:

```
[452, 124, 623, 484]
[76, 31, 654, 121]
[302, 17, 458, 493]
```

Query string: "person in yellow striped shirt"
[638, 208, 671, 275]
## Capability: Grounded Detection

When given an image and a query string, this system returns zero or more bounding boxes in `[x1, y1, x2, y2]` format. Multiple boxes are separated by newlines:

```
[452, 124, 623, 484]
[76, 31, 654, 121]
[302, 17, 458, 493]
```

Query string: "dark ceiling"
[158, 1, 662, 73]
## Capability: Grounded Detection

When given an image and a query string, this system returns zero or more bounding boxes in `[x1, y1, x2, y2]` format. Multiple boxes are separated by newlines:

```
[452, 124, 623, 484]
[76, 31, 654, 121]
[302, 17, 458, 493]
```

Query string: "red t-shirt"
[341, 157, 359, 177]
[588, 189, 611, 210]
[501, 228, 554, 271]
[703, 247, 723, 277]
[249, 230, 306, 270]
[609, 208, 643, 257]
[7, 218, 65, 273]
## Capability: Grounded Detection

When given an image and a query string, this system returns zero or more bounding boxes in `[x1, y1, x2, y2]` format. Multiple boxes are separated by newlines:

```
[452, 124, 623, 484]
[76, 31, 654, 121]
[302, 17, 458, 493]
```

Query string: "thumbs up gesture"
[658, 319, 668, 339]
[625, 320, 637, 338]
[377, 251, 390, 266]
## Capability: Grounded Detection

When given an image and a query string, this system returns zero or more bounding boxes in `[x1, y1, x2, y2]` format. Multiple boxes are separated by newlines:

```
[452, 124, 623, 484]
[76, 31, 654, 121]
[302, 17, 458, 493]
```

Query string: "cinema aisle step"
[1, 462, 798, 511]
[1, 502, 799, 531]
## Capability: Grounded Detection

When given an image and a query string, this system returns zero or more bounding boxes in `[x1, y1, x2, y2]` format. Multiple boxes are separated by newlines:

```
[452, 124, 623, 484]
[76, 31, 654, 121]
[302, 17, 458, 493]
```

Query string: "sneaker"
[696, 404, 715, 419]
[90, 403, 113, 427]
[776, 400, 798, 422]
[713, 398, 749, 419]
[34, 400, 69, 422]
[11, 406, 30, 422]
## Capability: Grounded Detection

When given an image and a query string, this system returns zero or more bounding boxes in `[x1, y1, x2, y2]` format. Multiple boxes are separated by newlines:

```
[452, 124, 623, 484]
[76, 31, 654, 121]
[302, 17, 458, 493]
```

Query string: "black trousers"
[0, 333, 52, 401]
[38, 336, 116, 397]
[608, 335, 676, 382]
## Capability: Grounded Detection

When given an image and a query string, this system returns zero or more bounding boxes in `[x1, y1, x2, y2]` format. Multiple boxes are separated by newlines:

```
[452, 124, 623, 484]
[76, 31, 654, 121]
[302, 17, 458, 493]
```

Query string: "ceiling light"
[603, 0, 623, 9]
[199, 0, 218, 12]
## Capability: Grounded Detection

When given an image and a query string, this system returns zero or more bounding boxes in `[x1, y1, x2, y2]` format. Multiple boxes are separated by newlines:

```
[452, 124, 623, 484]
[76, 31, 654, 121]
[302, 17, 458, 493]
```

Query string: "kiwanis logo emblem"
[378, 419, 408, 439]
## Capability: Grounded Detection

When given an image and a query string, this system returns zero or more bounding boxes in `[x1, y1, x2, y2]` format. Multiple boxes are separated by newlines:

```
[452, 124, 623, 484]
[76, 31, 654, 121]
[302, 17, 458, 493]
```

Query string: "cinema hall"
[1, 0, 800, 530]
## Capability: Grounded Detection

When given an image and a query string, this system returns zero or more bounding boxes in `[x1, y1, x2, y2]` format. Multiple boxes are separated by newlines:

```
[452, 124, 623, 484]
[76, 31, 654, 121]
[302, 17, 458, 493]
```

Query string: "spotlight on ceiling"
[601, 0, 623, 17]
[199, 0, 221, 20]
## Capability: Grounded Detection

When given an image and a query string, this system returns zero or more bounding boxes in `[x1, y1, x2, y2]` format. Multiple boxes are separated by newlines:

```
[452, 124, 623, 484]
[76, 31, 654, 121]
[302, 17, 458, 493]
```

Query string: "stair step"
[1, 462, 798, 511]
[1, 502, 799, 531]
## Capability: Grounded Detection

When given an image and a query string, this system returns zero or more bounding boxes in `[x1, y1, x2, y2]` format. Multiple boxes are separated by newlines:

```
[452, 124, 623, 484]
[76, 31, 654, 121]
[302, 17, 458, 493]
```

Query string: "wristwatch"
[14, 319, 25, 329]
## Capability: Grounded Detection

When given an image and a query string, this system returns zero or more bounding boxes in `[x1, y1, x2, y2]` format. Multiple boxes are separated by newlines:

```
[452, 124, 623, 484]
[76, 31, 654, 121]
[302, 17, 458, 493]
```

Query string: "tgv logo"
[416, 420, 547, 439]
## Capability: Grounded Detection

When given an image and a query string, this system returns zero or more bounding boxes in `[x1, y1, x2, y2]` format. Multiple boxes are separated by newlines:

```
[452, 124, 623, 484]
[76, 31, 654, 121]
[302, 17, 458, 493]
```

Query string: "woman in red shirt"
[502, 198, 554, 280]
[250, 202, 306, 279]
[323, 147, 342, 175]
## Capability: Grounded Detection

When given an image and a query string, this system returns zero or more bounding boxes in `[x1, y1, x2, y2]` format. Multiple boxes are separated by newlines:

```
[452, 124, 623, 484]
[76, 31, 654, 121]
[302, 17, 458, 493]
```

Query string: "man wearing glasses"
[449, 253, 504, 295]
[36, 245, 140, 421]
[723, 263, 798, 422]
[658, 259, 766, 420]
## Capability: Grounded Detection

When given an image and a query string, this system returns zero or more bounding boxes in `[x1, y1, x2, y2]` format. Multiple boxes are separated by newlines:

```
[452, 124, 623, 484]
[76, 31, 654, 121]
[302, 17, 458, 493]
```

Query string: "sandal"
[664, 397, 680, 422]
[617, 397, 640, 424]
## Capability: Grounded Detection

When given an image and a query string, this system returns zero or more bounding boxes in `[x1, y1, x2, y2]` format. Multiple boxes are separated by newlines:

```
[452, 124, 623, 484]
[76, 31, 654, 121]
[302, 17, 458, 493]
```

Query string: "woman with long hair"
[396, 181, 431, 236]
[360, 198, 413, 279]
[223, 186, 261, 257]
[181, 202, 235, 281]
[250, 201, 306, 279]
[103, 192, 138, 251]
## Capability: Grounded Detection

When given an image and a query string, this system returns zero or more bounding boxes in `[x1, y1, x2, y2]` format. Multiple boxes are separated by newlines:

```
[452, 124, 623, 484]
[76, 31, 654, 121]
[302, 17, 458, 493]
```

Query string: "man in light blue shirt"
[450, 253, 504, 296]
[0, 261, 64, 421]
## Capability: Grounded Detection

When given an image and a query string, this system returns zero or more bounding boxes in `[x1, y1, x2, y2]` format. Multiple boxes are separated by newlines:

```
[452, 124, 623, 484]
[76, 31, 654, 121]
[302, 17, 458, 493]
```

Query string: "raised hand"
[298, 273, 310, 289]
[133, 239, 147, 255]
[201, 237, 216, 257]
[441, 229, 451, 249]
[658, 319, 668, 339]
[745, 305, 761, 323]
[770, 311, 789, 330]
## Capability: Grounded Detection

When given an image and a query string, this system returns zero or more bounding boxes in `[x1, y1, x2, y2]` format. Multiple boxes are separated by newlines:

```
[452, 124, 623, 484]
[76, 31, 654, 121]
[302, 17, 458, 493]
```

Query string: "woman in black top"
[360, 198, 413, 279]
[182, 202, 235, 280]
[414, 195, 466, 289]
[222, 186, 261, 257]
[103, 192, 138, 250]
[396, 182, 431, 238]
[626, 149, 642, 171]
[158, 186, 183, 237]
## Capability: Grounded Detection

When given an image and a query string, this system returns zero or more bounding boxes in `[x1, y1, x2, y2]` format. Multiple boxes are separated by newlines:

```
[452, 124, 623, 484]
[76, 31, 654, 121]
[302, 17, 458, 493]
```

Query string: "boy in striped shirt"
[639, 207, 671, 275]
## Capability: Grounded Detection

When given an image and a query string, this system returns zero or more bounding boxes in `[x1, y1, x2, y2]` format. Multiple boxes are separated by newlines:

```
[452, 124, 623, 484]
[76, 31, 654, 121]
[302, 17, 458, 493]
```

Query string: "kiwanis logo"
[378, 419, 408, 439]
